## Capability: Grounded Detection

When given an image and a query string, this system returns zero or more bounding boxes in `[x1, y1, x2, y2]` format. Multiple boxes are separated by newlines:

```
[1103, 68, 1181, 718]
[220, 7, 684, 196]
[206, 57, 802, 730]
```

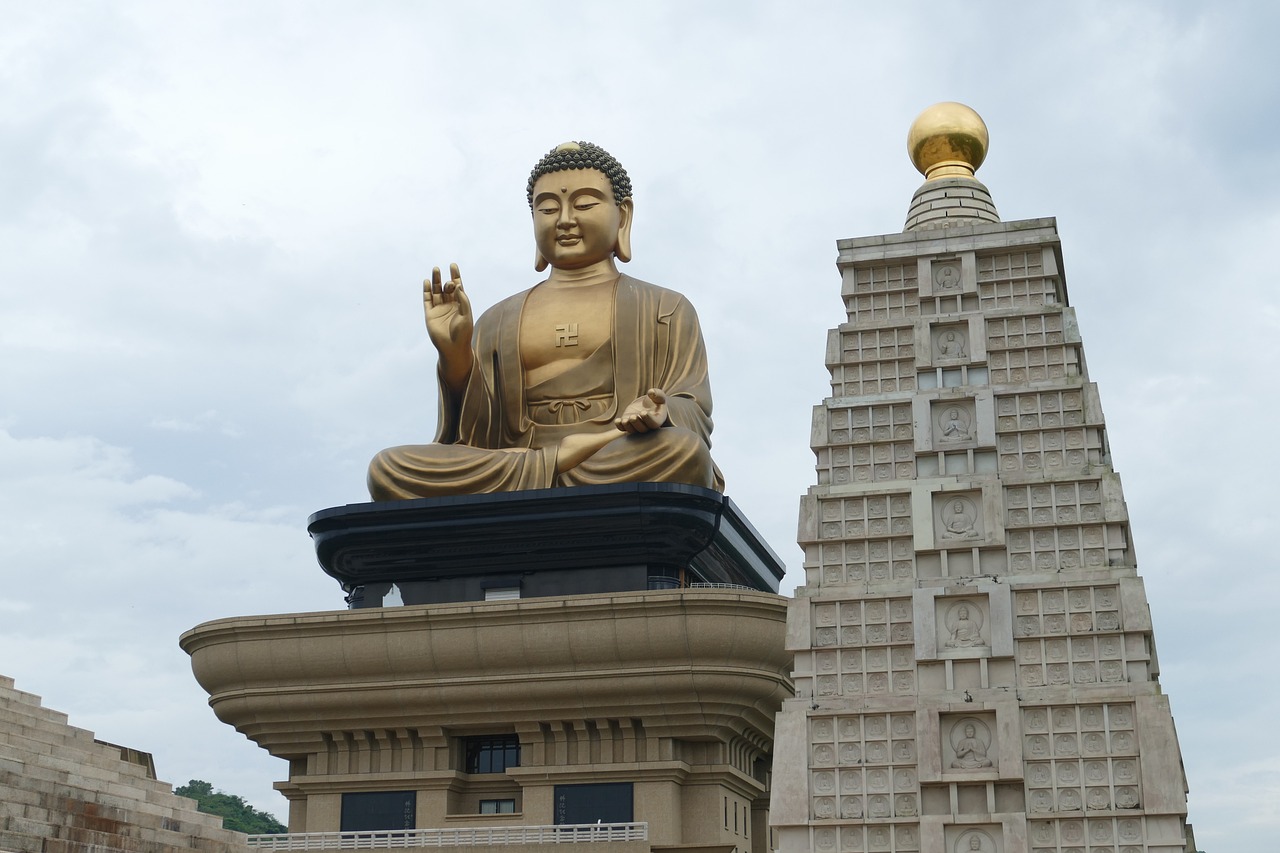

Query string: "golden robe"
[368, 275, 722, 499]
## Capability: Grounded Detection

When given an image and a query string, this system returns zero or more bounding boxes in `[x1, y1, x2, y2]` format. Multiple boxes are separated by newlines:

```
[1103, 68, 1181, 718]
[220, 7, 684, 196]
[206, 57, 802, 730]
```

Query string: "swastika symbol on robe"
[554, 323, 579, 347]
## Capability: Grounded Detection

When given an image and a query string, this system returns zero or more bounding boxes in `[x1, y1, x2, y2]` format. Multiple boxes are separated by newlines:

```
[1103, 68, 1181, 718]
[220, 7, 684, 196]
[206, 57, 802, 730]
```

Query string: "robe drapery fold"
[367, 275, 722, 499]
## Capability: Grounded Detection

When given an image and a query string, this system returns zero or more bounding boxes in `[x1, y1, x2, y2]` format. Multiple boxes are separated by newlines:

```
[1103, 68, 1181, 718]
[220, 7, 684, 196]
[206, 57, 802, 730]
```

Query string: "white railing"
[687, 582, 756, 591]
[246, 823, 648, 849]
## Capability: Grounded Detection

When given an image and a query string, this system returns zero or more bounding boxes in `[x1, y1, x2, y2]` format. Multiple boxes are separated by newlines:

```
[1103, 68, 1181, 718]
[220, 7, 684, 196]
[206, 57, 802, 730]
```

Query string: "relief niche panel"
[936, 596, 990, 654]
[941, 712, 997, 774]
[934, 323, 970, 361]
[935, 400, 977, 446]
[946, 826, 1002, 853]
[917, 253, 978, 299]
[913, 391, 995, 454]
[936, 492, 984, 543]
[915, 316, 988, 369]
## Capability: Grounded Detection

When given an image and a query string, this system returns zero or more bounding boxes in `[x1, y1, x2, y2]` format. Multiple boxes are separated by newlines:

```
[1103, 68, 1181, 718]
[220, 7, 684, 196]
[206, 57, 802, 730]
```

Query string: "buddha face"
[532, 168, 632, 271]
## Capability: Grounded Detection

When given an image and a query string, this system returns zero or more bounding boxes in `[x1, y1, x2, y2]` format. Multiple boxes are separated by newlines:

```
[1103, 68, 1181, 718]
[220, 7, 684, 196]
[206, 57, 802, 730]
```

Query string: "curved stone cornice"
[181, 589, 792, 755]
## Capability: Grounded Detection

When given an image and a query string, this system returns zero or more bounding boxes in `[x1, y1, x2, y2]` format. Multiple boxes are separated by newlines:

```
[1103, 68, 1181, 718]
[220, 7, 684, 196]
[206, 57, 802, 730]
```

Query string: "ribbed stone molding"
[182, 589, 790, 745]
[904, 176, 1000, 231]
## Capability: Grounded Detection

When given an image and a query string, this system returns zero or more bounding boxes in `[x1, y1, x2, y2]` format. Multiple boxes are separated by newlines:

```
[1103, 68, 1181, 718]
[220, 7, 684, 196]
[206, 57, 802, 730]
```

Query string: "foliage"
[175, 779, 287, 834]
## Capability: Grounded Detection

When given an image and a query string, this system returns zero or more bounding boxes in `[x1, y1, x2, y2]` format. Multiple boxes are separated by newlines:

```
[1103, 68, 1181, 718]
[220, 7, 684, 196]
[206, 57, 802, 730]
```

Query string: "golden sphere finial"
[907, 102, 989, 180]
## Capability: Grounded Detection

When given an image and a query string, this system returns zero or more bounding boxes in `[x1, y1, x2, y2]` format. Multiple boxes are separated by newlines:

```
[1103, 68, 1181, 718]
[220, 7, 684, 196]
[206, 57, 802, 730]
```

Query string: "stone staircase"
[0, 674, 250, 853]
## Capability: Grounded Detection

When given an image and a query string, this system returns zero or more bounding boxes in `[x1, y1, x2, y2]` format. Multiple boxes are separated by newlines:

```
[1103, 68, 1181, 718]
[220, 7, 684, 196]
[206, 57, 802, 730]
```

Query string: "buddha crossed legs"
[367, 142, 722, 500]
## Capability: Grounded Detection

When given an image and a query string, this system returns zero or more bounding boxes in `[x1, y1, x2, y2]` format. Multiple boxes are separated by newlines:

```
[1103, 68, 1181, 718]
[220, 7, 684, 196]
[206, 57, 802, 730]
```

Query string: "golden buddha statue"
[367, 142, 723, 500]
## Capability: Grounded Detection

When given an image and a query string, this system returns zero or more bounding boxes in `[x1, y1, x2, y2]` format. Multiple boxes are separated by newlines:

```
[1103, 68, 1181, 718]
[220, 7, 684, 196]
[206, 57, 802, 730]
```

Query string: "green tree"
[175, 780, 287, 834]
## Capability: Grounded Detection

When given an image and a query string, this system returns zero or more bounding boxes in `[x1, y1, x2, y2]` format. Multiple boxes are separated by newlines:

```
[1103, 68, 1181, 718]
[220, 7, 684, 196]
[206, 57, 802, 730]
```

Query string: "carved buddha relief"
[936, 596, 990, 651]
[943, 713, 997, 771]
[934, 261, 962, 291]
[953, 829, 998, 853]
[933, 322, 969, 360]
[935, 400, 976, 443]
[935, 492, 983, 542]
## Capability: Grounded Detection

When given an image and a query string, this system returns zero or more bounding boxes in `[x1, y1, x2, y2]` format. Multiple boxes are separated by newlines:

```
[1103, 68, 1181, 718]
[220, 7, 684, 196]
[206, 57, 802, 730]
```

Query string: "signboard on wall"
[553, 782, 634, 824]
[340, 791, 416, 831]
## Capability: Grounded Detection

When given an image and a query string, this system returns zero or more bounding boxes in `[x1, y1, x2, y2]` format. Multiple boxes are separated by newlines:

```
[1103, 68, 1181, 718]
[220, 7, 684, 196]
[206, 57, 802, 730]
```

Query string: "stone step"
[0, 828, 45, 853]
[3, 815, 57, 839]
[4, 793, 245, 851]
[0, 679, 50, 707]
[2, 774, 234, 837]
[0, 674, 252, 853]
[0, 705, 95, 746]
[0, 734, 149, 782]
[0, 785, 44, 817]
[3, 745, 137, 789]
[0, 688, 73, 727]
[0, 765, 155, 818]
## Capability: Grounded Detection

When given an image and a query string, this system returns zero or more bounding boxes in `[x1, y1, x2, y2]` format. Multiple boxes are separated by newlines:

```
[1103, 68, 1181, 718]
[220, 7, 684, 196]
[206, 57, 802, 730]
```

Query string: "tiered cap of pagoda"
[904, 101, 1000, 231]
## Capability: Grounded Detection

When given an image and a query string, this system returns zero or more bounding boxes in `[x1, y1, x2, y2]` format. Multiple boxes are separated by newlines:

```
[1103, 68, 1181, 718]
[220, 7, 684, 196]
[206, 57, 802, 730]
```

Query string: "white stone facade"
[771, 214, 1191, 853]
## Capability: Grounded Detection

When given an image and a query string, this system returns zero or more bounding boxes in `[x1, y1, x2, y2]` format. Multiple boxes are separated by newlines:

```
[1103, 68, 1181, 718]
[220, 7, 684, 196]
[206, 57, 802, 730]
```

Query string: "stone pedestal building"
[183, 484, 791, 853]
[769, 104, 1192, 853]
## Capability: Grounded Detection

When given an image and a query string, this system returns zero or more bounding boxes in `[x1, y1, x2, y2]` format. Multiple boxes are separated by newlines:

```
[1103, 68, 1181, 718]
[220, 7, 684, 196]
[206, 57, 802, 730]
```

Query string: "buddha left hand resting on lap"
[367, 142, 723, 500]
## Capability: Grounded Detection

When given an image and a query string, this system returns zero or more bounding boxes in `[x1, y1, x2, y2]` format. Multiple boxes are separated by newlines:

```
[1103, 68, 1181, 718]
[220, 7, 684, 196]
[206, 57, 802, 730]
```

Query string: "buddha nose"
[556, 205, 576, 229]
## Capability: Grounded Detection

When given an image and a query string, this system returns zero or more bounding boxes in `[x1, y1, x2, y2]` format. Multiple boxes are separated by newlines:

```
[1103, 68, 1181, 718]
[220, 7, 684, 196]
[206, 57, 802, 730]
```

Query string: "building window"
[340, 791, 416, 831]
[647, 567, 682, 590]
[484, 587, 521, 601]
[479, 799, 516, 814]
[464, 734, 520, 774]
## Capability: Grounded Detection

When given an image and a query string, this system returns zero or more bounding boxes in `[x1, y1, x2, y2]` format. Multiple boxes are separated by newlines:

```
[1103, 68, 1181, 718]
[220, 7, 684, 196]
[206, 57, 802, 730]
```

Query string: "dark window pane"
[464, 734, 520, 774]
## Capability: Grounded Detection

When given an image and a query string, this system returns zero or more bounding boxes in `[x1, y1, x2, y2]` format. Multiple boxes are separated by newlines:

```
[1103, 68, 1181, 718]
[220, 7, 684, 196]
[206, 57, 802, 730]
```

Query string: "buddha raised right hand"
[424, 263, 473, 393]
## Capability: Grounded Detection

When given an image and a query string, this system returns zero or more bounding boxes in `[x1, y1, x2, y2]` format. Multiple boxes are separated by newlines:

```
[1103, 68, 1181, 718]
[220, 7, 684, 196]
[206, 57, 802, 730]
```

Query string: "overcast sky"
[1, 2, 1275, 849]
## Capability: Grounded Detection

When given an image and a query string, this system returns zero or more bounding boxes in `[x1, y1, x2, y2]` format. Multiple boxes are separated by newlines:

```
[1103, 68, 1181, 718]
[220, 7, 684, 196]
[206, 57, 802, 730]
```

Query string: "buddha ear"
[614, 198, 634, 264]
[534, 249, 549, 272]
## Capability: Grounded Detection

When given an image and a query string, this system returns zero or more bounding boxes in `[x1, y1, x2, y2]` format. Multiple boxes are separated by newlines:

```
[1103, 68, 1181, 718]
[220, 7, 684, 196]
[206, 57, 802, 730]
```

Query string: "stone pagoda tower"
[770, 104, 1192, 853]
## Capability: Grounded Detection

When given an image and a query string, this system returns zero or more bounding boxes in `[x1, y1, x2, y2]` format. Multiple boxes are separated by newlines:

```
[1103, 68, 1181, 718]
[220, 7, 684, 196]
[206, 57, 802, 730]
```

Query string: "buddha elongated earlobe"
[534, 250, 549, 272]
[615, 198, 634, 263]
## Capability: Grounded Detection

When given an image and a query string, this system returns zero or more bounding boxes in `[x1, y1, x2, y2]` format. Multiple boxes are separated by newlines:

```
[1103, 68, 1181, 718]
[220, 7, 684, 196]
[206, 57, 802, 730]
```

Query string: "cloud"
[0, 428, 333, 815]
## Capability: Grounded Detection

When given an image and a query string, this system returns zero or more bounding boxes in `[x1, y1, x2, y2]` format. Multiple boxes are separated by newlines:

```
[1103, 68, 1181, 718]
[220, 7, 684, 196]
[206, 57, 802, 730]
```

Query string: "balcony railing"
[245, 823, 649, 849]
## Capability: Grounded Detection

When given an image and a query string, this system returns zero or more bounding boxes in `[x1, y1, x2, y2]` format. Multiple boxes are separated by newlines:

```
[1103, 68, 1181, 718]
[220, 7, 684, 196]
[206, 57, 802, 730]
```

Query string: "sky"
[0, 2, 1275, 849]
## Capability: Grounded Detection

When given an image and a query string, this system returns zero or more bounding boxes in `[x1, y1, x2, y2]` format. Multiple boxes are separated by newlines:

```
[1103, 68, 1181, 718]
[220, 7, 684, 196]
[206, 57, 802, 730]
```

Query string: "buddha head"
[527, 141, 634, 271]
